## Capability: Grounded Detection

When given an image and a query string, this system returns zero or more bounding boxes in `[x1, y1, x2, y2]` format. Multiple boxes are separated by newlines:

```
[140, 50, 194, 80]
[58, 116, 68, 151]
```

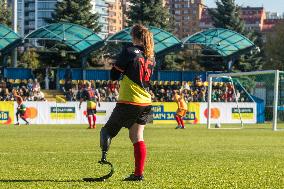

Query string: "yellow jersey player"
[79, 81, 100, 129]
[173, 90, 187, 129]
[99, 24, 155, 181]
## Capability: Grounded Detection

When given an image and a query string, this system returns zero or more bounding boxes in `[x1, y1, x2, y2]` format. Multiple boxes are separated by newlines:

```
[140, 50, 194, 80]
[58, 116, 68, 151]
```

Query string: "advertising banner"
[13, 102, 116, 125]
[152, 102, 200, 124]
[0, 102, 14, 125]
[199, 103, 257, 124]
[5, 101, 257, 125]
[231, 108, 254, 120]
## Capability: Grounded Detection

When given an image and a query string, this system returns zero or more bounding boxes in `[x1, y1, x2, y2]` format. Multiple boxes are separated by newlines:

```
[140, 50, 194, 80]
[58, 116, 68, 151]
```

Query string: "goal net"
[207, 70, 284, 130]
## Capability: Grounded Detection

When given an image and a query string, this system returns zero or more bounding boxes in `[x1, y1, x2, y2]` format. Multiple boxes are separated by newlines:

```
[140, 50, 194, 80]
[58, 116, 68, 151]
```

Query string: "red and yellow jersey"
[173, 94, 187, 110]
[81, 88, 98, 110]
[112, 45, 155, 106]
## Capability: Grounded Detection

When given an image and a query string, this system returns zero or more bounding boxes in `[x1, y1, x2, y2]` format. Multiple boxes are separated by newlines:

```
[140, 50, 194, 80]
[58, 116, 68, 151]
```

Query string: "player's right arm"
[96, 90, 101, 107]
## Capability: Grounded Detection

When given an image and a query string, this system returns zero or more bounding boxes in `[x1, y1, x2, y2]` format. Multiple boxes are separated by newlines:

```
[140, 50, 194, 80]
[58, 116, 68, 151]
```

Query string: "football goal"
[207, 70, 284, 131]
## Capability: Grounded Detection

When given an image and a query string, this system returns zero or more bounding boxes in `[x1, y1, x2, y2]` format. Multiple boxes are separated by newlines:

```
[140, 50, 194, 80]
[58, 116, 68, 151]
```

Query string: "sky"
[205, 0, 284, 14]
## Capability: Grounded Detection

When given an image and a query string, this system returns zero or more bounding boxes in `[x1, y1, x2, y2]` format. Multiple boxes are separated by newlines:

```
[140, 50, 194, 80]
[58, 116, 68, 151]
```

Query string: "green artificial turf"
[0, 124, 284, 189]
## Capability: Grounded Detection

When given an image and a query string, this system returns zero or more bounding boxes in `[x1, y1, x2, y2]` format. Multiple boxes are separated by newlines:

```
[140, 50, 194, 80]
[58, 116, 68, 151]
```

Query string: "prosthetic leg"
[83, 127, 114, 182]
[100, 127, 112, 162]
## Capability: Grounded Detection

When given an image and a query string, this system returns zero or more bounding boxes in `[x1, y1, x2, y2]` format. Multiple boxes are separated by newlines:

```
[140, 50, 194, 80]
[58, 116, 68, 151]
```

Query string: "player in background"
[99, 24, 155, 181]
[14, 94, 29, 125]
[173, 90, 188, 129]
[79, 81, 100, 129]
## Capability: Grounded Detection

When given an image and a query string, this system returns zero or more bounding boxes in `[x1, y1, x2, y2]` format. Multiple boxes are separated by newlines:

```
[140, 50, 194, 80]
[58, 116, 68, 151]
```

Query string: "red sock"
[87, 116, 93, 128]
[134, 141, 146, 176]
[92, 114, 97, 128]
[180, 117, 185, 127]
[175, 115, 181, 125]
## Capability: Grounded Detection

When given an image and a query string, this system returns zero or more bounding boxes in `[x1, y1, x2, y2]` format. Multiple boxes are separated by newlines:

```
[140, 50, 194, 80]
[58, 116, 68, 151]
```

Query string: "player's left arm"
[111, 45, 131, 80]
[79, 91, 86, 109]
[79, 98, 83, 110]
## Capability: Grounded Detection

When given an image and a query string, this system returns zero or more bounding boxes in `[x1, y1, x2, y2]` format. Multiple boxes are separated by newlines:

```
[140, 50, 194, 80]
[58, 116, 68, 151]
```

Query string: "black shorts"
[104, 103, 152, 138]
[87, 109, 97, 115]
[16, 110, 25, 117]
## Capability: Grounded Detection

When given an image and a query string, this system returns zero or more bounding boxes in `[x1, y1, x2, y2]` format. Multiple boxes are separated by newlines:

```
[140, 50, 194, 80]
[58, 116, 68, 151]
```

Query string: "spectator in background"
[33, 79, 41, 92]
[182, 81, 190, 91]
[65, 89, 74, 101]
[27, 79, 33, 91]
[5, 78, 12, 92]
[108, 80, 116, 93]
[63, 80, 72, 93]
[57, 77, 251, 104]
[34, 90, 45, 101]
[0, 79, 6, 89]
[0, 88, 5, 101]
[19, 80, 26, 88]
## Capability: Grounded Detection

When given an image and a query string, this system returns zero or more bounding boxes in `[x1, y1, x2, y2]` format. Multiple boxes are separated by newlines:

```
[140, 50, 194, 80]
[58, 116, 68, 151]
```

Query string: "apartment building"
[200, 6, 266, 31]
[168, 0, 205, 38]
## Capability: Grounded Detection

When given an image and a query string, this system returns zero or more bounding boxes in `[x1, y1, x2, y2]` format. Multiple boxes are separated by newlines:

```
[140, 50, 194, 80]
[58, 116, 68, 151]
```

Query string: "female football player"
[99, 24, 155, 181]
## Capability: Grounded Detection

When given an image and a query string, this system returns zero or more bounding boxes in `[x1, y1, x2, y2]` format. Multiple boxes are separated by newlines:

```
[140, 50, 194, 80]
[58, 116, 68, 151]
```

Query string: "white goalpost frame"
[207, 76, 244, 130]
[207, 70, 280, 131]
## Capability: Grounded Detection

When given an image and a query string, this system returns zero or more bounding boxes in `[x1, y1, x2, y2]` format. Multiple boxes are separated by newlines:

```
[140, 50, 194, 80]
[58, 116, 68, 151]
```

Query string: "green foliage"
[163, 50, 206, 71]
[0, 0, 12, 27]
[0, 124, 284, 188]
[19, 48, 40, 69]
[209, 0, 245, 35]
[264, 22, 284, 70]
[47, 0, 102, 67]
[208, 0, 264, 71]
[50, 0, 101, 33]
[89, 43, 123, 69]
[127, 0, 171, 31]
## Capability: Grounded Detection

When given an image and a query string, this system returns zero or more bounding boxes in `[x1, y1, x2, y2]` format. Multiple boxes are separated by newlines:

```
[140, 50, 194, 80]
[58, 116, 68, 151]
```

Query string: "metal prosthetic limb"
[83, 127, 114, 182]
[100, 127, 112, 163]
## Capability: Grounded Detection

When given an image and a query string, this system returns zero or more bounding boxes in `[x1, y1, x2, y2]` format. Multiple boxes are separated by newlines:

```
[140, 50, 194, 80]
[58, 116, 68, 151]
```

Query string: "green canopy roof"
[182, 28, 255, 57]
[0, 24, 21, 54]
[25, 23, 104, 55]
[106, 26, 182, 56]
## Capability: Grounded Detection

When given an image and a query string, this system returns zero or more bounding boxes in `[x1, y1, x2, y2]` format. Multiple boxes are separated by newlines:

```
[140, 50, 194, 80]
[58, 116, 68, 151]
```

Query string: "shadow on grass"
[0, 179, 84, 183]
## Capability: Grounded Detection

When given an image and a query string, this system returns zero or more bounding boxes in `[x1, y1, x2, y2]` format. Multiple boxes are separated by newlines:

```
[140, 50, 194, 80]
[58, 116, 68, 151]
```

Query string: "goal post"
[207, 70, 283, 131]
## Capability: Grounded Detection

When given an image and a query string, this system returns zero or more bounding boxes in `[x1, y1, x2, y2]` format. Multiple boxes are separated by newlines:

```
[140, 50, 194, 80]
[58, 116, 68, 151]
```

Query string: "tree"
[51, 0, 101, 33]
[0, 0, 12, 27]
[208, 0, 264, 71]
[264, 22, 284, 70]
[19, 48, 40, 69]
[127, 0, 171, 31]
[45, 0, 102, 68]
[163, 49, 207, 71]
[208, 0, 245, 35]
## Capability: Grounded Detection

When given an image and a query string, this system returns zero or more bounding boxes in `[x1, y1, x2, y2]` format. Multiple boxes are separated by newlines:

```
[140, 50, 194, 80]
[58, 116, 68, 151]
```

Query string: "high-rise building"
[200, 7, 266, 32]
[92, 0, 123, 38]
[121, 0, 131, 28]
[266, 12, 281, 19]
[262, 19, 284, 33]
[16, 0, 123, 39]
[93, 0, 111, 38]
[240, 7, 266, 31]
[168, 0, 205, 38]
[108, 0, 123, 35]
[17, 0, 57, 36]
